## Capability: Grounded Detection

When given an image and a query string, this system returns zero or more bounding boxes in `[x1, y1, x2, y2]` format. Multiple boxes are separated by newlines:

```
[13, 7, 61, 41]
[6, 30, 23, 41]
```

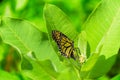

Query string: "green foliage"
[0, 70, 20, 80]
[0, 0, 120, 80]
[81, 0, 120, 78]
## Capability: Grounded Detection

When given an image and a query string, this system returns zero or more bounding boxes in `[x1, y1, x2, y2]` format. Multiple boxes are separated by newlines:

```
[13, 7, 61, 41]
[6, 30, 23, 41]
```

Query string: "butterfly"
[52, 30, 76, 59]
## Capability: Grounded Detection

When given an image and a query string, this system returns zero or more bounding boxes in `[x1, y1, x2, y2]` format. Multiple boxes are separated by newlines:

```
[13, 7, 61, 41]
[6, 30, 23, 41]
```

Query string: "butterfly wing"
[52, 30, 75, 59]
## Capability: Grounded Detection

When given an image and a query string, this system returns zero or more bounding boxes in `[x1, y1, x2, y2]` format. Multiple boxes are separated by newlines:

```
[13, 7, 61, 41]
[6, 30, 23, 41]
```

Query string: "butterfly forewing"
[52, 30, 75, 59]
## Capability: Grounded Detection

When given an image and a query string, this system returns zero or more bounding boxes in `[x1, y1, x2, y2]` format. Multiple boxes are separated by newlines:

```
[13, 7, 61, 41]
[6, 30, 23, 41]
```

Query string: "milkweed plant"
[0, 0, 120, 80]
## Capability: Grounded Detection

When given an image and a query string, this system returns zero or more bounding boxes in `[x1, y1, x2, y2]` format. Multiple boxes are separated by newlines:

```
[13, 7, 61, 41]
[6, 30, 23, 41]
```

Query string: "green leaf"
[0, 17, 46, 57]
[80, 53, 100, 78]
[44, 4, 82, 79]
[78, 31, 90, 57]
[0, 70, 20, 80]
[44, 4, 79, 41]
[57, 68, 80, 80]
[111, 74, 120, 80]
[82, 0, 120, 52]
[21, 56, 59, 80]
[81, 0, 120, 78]
[0, 16, 60, 62]
[44, 3, 80, 61]
[0, 17, 65, 79]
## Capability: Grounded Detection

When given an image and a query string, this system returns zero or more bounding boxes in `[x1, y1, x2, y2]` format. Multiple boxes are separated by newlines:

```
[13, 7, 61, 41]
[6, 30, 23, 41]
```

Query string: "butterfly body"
[52, 30, 75, 59]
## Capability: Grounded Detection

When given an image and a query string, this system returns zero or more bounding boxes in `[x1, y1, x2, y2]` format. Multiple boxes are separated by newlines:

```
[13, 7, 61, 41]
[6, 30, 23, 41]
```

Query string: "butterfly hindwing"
[52, 30, 75, 59]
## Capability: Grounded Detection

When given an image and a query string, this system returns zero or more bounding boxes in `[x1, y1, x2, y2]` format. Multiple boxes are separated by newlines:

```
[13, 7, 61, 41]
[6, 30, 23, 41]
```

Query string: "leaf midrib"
[6, 20, 30, 53]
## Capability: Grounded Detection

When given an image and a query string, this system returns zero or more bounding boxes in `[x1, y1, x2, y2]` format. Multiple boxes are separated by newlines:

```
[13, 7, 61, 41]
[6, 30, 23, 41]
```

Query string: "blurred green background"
[0, 0, 120, 80]
[0, 0, 101, 32]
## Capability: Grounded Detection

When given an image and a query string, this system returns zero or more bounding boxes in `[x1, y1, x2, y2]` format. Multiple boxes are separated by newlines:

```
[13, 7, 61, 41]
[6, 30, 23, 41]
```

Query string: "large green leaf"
[44, 4, 79, 42]
[0, 17, 64, 79]
[82, 0, 120, 52]
[44, 4, 80, 61]
[0, 17, 61, 63]
[81, 0, 120, 78]
[21, 56, 59, 80]
[44, 4, 81, 79]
